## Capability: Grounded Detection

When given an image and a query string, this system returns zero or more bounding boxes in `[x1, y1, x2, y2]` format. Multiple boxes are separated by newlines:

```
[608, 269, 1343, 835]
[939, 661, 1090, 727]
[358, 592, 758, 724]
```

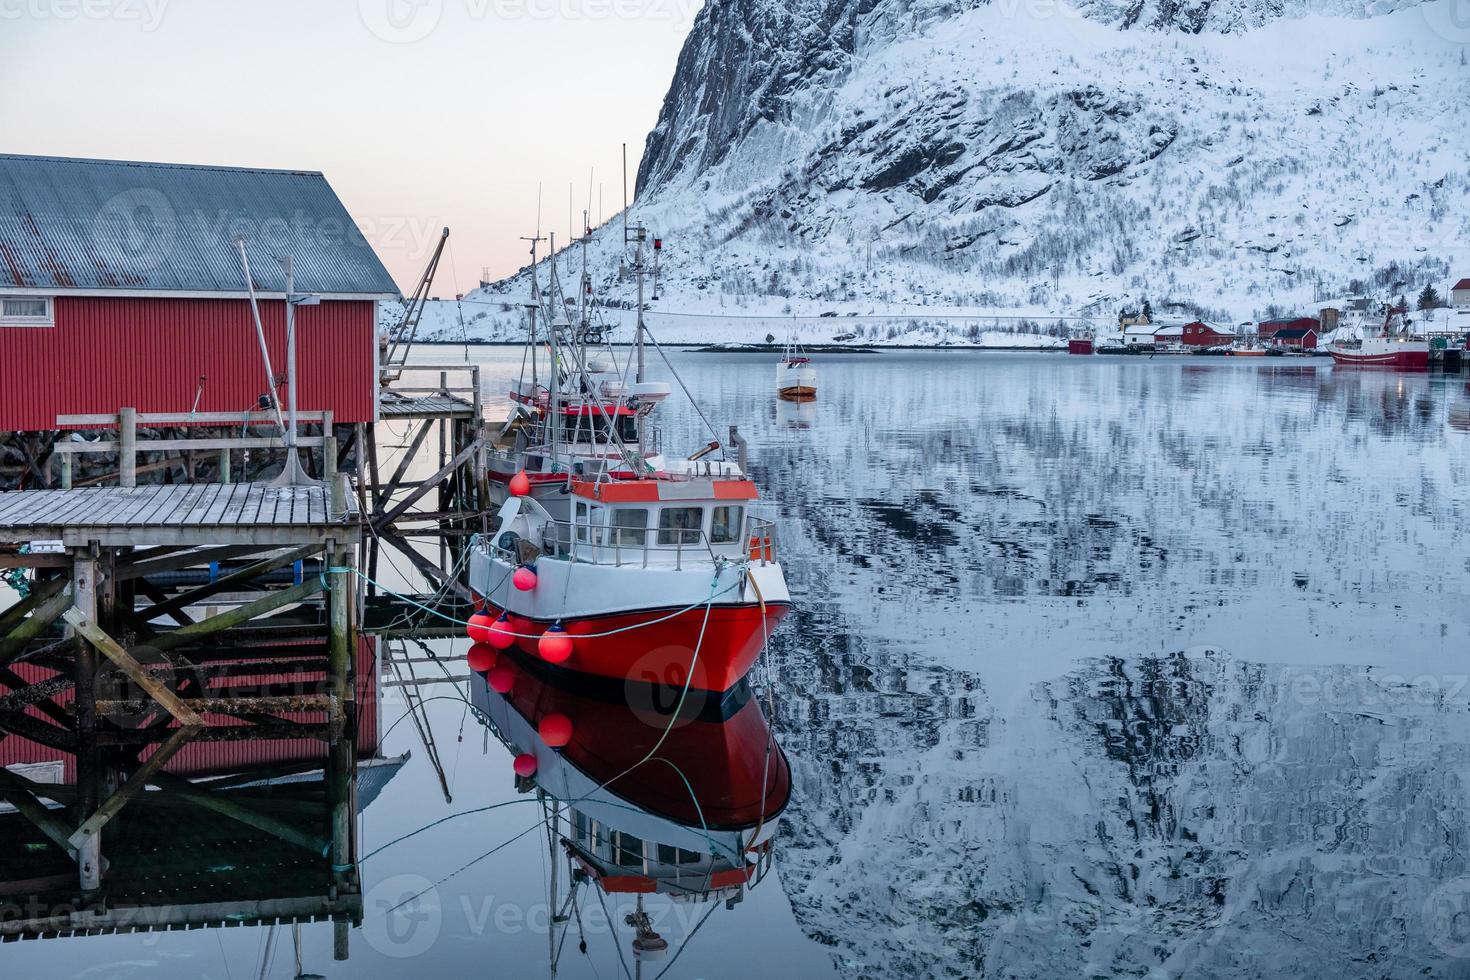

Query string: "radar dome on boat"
[538, 713, 573, 748]
[513, 566, 538, 591]
[487, 613, 515, 650]
[628, 382, 672, 401]
[538, 622, 573, 663]
[509, 470, 531, 497]
[466, 643, 497, 673]
[466, 612, 494, 643]
[512, 753, 537, 778]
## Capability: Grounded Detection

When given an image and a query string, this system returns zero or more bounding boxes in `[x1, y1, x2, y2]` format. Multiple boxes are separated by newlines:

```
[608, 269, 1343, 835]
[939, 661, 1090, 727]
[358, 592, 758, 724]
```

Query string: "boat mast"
[634, 225, 646, 384]
[579, 209, 589, 380]
[522, 234, 544, 390]
[549, 231, 561, 465]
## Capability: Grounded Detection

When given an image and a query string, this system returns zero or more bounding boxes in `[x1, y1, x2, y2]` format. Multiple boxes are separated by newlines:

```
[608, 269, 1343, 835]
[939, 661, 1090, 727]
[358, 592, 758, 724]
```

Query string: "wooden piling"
[71, 548, 102, 892]
[118, 407, 137, 488]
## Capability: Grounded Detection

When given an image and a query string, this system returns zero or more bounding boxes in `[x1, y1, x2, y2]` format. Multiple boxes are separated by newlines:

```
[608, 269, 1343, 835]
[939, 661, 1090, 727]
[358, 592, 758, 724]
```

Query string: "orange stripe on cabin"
[570, 479, 759, 502]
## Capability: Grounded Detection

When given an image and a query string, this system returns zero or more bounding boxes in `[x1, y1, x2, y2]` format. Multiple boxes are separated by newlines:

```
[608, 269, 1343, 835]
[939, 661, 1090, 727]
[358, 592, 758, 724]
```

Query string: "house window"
[710, 505, 744, 544]
[657, 507, 704, 546]
[0, 296, 53, 326]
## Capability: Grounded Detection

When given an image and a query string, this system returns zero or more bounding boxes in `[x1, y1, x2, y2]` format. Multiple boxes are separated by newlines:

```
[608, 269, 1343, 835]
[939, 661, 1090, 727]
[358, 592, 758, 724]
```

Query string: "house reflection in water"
[0, 641, 399, 963]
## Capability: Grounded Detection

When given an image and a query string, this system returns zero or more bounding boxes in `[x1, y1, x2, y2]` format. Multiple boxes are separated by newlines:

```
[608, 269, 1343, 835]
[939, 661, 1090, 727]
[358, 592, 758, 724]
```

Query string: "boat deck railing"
[498, 515, 777, 571]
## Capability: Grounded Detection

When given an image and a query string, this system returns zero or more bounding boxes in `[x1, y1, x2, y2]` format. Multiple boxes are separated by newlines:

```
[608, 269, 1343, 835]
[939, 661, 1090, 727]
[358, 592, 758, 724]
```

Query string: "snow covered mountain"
[422, 0, 1469, 345]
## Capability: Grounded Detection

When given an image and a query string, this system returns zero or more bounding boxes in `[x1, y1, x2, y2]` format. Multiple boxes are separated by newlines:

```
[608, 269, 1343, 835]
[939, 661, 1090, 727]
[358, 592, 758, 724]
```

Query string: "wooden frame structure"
[0, 482, 362, 954]
[0, 360, 496, 960]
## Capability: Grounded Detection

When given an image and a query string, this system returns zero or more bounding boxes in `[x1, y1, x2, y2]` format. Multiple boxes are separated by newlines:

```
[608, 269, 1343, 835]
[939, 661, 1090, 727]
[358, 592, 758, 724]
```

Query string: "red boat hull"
[1329, 348, 1429, 369]
[483, 601, 790, 693]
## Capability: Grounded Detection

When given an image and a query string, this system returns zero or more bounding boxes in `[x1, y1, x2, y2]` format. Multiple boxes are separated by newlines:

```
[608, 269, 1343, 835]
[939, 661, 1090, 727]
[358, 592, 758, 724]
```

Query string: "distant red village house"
[1257, 316, 1320, 350]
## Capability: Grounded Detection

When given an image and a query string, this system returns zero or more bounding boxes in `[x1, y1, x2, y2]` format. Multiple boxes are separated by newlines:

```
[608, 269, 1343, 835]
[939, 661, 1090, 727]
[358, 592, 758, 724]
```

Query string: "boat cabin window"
[613, 831, 644, 868]
[657, 507, 703, 546]
[560, 412, 639, 444]
[609, 508, 648, 546]
[575, 501, 592, 543]
[710, 505, 744, 544]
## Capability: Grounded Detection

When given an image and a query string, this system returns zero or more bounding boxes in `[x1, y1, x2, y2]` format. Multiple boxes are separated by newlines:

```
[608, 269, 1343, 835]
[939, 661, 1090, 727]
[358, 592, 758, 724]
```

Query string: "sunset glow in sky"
[0, 0, 700, 293]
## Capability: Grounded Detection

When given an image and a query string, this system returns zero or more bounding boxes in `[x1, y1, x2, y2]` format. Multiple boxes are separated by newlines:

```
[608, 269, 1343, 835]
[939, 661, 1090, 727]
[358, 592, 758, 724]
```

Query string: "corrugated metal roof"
[0, 154, 401, 298]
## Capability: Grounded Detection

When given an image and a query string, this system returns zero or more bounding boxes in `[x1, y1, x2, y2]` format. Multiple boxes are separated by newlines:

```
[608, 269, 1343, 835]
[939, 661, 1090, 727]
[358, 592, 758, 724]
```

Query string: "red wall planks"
[1, 296, 376, 431]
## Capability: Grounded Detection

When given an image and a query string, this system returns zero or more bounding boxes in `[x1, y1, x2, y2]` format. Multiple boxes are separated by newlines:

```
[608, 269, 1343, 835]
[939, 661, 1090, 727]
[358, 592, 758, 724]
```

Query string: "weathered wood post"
[118, 407, 137, 488]
[60, 450, 73, 490]
[438, 372, 449, 573]
[322, 410, 337, 488]
[217, 447, 231, 484]
[71, 546, 102, 891]
[325, 538, 356, 961]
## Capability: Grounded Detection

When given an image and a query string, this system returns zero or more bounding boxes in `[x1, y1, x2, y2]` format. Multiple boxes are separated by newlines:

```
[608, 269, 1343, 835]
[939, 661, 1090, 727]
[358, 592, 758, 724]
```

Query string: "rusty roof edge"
[0, 152, 325, 178]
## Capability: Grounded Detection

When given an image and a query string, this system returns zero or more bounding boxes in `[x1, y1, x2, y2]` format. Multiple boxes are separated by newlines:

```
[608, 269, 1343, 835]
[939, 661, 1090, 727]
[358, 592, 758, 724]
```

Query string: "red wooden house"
[0, 154, 400, 433]
[1257, 316, 1320, 350]
[1181, 321, 1236, 347]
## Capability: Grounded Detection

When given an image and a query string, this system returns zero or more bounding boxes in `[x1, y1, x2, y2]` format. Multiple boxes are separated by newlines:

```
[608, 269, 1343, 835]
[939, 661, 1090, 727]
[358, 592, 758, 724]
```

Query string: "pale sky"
[0, 0, 701, 294]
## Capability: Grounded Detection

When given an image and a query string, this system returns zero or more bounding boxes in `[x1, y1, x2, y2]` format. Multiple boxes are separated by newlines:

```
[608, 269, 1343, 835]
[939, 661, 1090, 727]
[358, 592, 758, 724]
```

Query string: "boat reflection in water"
[470, 653, 790, 961]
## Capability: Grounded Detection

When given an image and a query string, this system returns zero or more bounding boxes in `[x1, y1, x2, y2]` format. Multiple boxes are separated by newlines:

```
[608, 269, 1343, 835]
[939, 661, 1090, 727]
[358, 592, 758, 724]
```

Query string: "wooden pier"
[0, 359, 489, 958]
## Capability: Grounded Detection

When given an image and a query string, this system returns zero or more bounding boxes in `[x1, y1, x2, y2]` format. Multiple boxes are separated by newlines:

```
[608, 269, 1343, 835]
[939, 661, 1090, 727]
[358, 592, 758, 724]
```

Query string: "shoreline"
[409, 339, 1071, 353]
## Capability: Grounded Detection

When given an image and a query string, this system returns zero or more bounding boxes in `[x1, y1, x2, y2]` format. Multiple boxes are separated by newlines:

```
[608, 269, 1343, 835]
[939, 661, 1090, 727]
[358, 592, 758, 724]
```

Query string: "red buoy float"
[512, 566, 538, 592]
[538, 622, 573, 664]
[508, 470, 531, 498]
[487, 613, 515, 650]
[512, 753, 537, 778]
[470, 592, 485, 613]
[487, 663, 515, 694]
[466, 611, 494, 643]
[466, 643, 497, 673]
[538, 713, 573, 748]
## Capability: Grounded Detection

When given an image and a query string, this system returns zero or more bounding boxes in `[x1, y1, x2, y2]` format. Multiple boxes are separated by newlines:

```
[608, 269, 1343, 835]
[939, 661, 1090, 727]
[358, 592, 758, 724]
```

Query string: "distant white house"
[1123, 323, 1158, 347]
[1453, 278, 1470, 308]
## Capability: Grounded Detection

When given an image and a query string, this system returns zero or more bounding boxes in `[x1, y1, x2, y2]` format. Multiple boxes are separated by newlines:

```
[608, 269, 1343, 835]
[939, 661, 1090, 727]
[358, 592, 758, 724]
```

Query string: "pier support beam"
[71, 548, 102, 892]
[118, 407, 137, 488]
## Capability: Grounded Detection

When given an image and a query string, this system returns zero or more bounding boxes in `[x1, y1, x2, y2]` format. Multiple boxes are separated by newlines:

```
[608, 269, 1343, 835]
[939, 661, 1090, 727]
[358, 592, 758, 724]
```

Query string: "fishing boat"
[469, 476, 787, 692]
[1229, 343, 1268, 357]
[469, 223, 791, 694]
[484, 226, 677, 518]
[470, 662, 788, 965]
[1327, 303, 1429, 369]
[776, 337, 816, 401]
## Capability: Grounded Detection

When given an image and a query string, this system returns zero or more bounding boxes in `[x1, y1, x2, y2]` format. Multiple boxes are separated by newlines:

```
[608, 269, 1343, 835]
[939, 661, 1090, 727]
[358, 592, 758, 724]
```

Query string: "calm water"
[10, 350, 1470, 979]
